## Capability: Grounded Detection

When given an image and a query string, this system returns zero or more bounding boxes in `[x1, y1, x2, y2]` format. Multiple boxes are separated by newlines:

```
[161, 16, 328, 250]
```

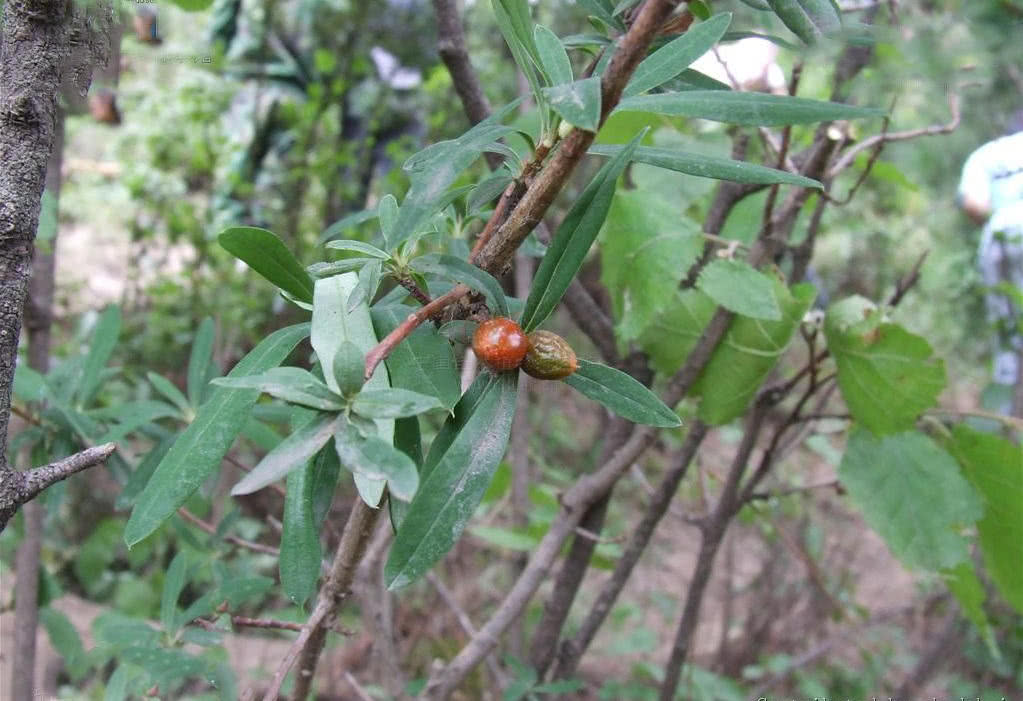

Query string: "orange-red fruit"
[521, 330, 578, 380]
[472, 317, 529, 372]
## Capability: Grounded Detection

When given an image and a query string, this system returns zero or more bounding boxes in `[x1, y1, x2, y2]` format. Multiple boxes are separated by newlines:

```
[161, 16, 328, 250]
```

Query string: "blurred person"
[957, 111, 1023, 415]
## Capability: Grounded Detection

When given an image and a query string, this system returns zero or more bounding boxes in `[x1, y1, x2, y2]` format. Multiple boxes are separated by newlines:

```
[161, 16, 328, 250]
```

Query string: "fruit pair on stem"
[472, 318, 578, 380]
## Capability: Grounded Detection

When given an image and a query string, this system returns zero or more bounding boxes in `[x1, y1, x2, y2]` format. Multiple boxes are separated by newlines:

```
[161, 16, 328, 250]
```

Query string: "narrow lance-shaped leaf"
[280, 454, 324, 606]
[588, 144, 822, 188]
[211, 367, 345, 411]
[564, 360, 681, 427]
[766, 0, 842, 45]
[352, 389, 443, 419]
[385, 372, 518, 589]
[534, 24, 573, 86]
[623, 12, 732, 98]
[388, 416, 423, 531]
[147, 372, 191, 415]
[219, 226, 315, 304]
[520, 130, 645, 332]
[124, 323, 311, 547]
[324, 239, 390, 259]
[232, 413, 342, 496]
[616, 90, 884, 126]
[187, 317, 216, 406]
[77, 305, 121, 406]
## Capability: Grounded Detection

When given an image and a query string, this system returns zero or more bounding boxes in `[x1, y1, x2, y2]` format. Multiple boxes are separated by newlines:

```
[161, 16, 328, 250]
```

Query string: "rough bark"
[0, 0, 112, 531]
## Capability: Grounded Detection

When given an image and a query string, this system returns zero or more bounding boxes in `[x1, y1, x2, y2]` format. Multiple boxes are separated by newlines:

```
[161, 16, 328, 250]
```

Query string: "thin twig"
[827, 92, 962, 178]
[344, 672, 376, 701]
[364, 284, 469, 379]
[256, 499, 381, 701]
[177, 507, 280, 557]
[428, 572, 508, 686]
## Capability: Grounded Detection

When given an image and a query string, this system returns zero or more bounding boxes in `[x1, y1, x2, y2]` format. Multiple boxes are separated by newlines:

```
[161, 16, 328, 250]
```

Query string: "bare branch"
[828, 92, 961, 178]
[431, 0, 493, 126]
[177, 507, 281, 557]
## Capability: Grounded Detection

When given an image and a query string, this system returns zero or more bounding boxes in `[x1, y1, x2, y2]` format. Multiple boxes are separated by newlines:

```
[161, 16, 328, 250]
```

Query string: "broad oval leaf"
[352, 389, 443, 419]
[564, 359, 681, 427]
[124, 323, 311, 547]
[211, 367, 345, 411]
[219, 227, 314, 304]
[411, 253, 509, 317]
[696, 259, 782, 320]
[588, 144, 822, 188]
[543, 76, 602, 132]
[824, 306, 946, 435]
[839, 428, 982, 571]
[534, 24, 574, 86]
[616, 90, 884, 126]
[623, 13, 732, 98]
[520, 130, 644, 332]
[385, 372, 518, 589]
[766, 0, 842, 45]
[946, 425, 1023, 613]
[231, 413, 342, 496]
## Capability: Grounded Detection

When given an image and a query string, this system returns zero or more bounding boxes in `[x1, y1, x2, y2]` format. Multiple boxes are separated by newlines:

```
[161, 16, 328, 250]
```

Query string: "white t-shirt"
[958, 131, 1023, 232]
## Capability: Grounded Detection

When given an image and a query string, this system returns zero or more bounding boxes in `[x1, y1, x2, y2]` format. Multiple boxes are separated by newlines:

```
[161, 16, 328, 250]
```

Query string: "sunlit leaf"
[219, 227, 314, 304]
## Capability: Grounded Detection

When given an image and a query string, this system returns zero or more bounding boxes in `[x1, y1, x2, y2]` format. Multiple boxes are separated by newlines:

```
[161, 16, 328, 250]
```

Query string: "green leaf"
[320, 208, 377, 244]
[838, 428, 983, 571]
[693, 281, 814, 423]
[388, 417, 423, 530]
[334, 420, 419, 501]
[309, 442, 342, 525]
[392, 113, 517, 250]
[588, 144, 822, 188]
[124, 323, 310, 547]
[372, 306, 461, 410]
[379, 194, 400, 242]
[623, 13, 731, 98]
[766, 0, 842, 44]
[946, 425, 1023, 613]
[333, 341, 366, 397]
[411, 254, 509, 317]
[231, 413, 342, 496]
[311, 274, 393, 506]
[40, 607, 87, 681]
[944, 563, 998, 656]
[211, 367, 345, 411]
[13, 364, 47, 403]
[352, 389, 443, 419]
[564, 360, 680, 427]
[468, 173, 514, 215]
[470, 525, 538, 551]
[324, 239, 390, 259]
[534, 24, 573, 86]
[95, 400, 180, 444]
[520, 131, 644, 332]
[218, 226, 315, 304]
[187, 317, 216, 406]
[616, 91, 884, 126]
[578, 0, 624, 31]
[147, 372, 191, 415]
[543, 76, 602, 132]
[161, 551, 188, 634]
[347, 259, 383, 312]
[600, 189, 703, 341]
[77, 305, 121, 405]
[697, 259, 782, 320]
[385, 372, 518, 589]
[281, 459, 323, 606]
[116, 436, 175, 510]
[119, 646, 208, 690]
[169, 0, 215, 9]
[824, 305, 945, 435]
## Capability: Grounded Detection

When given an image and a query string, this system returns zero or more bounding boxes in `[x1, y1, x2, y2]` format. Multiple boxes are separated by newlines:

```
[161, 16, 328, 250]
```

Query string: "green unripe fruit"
[521, 330, 578, 380]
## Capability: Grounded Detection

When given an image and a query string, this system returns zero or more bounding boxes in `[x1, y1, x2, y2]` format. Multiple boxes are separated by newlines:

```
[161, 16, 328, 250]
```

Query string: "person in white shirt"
[958, 113, 1023, 413]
